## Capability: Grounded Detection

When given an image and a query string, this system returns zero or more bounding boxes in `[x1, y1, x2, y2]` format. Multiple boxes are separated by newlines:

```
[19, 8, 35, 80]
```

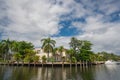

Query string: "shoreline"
[0, 62, 104, 67]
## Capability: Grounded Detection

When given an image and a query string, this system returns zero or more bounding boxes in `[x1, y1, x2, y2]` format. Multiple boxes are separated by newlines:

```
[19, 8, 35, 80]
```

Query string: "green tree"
[33, 55, 40, 66]
[42, 55, 47, 63]
[79, 40, 93, 62]
[24, 49, 36, 63]
[1, 39, 12, 61]
[71, 56, 77, 63]
[79, 50, 93, 62]
[69, 37, 83, 52]
[41, 37, 56, 62]
[0, 39, 34, 62]
[53, 48, 58, 61]
[69, 37, 94, 62]
[96, 51, 120, 61]
[58, 46, 64, 61]
[13, 52, 22, 63]
[33, 55, 40, 63]
[11, 40, 20, 53]
[18, 41, 34, 59]
[69, 37, 83, 60]
[0, 41, 5, 60]
[81, 40, 92, 50]
[66, 49, 74, 62]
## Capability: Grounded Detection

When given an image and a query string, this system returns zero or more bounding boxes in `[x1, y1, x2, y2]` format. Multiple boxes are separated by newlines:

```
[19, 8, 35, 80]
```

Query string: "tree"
[58, 46, 64, 61]
[13, 52, 22, 63]
[69, 37, 94, 62]
[42, 55, 47, 63]
[71, 56, 77, 63]
[33, 55, 40, 63]
[0, 39, 35, 63]
[33, 55, 40, 66]
[16, 41, 34, 61]
[96, 51, 120, 61]
[66, 49, 75, 62]
[81, 40, 92, 50]
[69, 37, 83, 60]
[1, 39, 12, 61]
[79, 41, 93, 62]
[0, 41, 5, 60]
[53, 48, 58, 61]
[41, 37, 56, 62]
[11, 40, 20, 53]
[24, 49, 36, 63]
[69, 37, 83, 52]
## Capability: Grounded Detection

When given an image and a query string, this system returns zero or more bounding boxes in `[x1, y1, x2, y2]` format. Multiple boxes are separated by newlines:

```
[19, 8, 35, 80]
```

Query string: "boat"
[105, 60, 116, 65]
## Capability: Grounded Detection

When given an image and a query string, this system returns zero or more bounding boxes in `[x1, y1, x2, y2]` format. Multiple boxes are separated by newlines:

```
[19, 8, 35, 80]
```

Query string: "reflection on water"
[0, 65, 120, 80]
[95, 65, 120, 80]
[105, 64, 117, 70]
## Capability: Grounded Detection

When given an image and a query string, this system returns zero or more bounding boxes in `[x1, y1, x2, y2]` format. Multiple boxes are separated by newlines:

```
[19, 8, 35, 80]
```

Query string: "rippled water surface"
[0, 64, 120, 80]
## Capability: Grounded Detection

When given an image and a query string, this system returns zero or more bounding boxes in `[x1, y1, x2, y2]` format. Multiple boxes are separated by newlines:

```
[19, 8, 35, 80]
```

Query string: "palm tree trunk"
[62, 60, 64, 68]
[4, 54, 6, 62]
[60, 52, 62, 62]
[48, 51, 49, 62]
[34, 62, 36, 67]
[22, 61, 24, 66]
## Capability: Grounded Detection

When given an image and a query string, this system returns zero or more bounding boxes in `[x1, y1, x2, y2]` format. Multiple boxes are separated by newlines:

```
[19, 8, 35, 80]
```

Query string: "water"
[0, 65, 120, 80]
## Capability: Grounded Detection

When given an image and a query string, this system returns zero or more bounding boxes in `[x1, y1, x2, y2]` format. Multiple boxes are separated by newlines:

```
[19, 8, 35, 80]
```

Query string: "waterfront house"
[34, 48, 67, 62]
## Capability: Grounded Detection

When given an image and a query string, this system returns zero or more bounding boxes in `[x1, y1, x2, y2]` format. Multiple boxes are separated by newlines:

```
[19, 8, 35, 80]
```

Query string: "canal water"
[0, 64, 120, 80]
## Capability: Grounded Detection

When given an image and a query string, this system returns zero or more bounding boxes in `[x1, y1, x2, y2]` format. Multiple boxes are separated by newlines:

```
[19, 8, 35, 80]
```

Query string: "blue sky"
[0, 0, 120, 54]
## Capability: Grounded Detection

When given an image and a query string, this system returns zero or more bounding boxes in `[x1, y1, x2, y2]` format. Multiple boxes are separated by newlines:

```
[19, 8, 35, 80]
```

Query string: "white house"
[34, 48, 67, 62]
[35, 48, 52, 57]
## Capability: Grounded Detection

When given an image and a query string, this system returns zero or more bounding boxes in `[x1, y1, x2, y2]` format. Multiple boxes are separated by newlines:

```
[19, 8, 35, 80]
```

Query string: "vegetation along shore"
[0, 37, 120, 67]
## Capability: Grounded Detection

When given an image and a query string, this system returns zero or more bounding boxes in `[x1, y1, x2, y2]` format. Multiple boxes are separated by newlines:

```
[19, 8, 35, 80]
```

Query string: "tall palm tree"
[1, 39, 12, 61]
[41, 37, 56, 62]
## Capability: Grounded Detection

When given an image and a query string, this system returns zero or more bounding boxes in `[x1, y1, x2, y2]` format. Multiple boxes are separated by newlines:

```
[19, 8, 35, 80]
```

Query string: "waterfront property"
[35, 48, 67, 62]
[0, 38, 120, 66]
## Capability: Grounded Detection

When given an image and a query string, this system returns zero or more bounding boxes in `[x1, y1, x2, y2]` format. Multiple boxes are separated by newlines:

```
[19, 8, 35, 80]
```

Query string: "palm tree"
[13, 52, 22, 64]
[58, 46, 64, 61]
[11, 40, 20, 53]
[53, 48, 58, 62]
[41, 37, 56, 62]
[0, 41, 5, 60]
[66, 49, 75, 62]
[1, 39, 12, 61]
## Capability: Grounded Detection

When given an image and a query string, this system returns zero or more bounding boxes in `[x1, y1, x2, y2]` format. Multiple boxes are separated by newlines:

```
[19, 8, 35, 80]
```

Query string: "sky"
[0, 0, 120, 54]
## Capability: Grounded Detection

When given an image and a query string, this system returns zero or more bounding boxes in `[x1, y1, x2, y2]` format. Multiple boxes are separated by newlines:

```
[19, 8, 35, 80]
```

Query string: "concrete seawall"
[0, 62, 104, 67]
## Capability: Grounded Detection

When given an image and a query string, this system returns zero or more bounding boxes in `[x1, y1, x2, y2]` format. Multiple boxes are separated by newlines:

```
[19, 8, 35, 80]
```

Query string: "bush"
[33, 56, 40, 63]
[42, 55, 47, 63]
[49, 57, 55, 62]
[71, 57, 77, 63]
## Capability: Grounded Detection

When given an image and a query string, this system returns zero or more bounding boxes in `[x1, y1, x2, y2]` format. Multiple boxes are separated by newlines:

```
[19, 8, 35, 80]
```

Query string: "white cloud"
[98, 0, 120, 15]
[53, 36, 70, 48]
[5, 0, 59, 34]
[73, 16, 120, 54]
[0, 0, 70, 44]
[0, 0, 120, 54]
[69, 0, 120, 54]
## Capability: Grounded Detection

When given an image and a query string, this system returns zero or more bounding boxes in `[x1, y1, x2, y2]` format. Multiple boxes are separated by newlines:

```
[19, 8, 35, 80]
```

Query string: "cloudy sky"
[0, 0, 120, 54]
